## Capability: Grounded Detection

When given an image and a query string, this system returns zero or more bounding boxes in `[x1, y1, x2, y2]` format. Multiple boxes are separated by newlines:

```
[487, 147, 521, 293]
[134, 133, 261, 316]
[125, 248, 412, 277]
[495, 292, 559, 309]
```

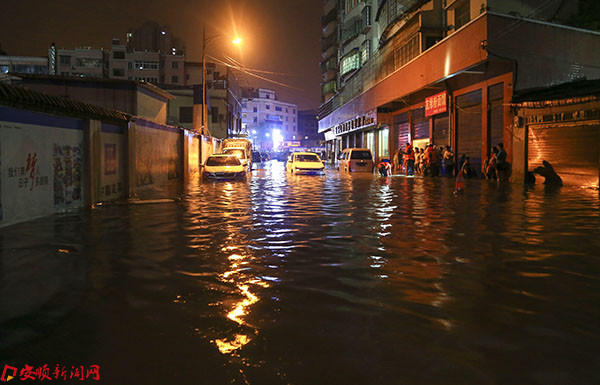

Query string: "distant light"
[273, 129, 283, 149]
[161, 31, 166, 35]
[252, 130, 257, 134]
[266, 132, 270, 137]
[232, 38, 242, 45]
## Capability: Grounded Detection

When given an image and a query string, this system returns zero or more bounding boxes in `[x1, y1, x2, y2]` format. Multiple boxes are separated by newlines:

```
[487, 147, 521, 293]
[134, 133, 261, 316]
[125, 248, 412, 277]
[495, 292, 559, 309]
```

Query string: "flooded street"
[1, 160, 600, 385]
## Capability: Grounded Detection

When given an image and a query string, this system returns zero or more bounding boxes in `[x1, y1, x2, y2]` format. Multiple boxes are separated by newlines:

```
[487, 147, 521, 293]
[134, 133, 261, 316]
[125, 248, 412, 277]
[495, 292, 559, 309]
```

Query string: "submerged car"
[286, 152, 325, 175]
[222, 147, 251, 169]
[202, 154, 246, 180]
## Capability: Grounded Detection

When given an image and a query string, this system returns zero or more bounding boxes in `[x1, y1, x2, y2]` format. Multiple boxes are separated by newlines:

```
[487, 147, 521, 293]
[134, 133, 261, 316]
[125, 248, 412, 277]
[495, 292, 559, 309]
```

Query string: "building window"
[253, 117, 257, 122]
[75, 58, 102, 68]
[345, 0, 358, 13]
[425, 36, 442, 50]
[212, 107, 219, 123]
[134, 60, 159, 70]
[172, 75, 179, 83]
[266, 105, 270, 110]
[286, 117, 289, 122]
[341, 51, 360, 76]
[113, 68, 125, 77]
[266, 94, 270, 99]
[186, 74, 190, 80]
[179, 106, 193, 123]
[455, 1, 471, 30]
[286, 108, 289, 113]
[362, 5, 371, 28]
[361, 39, 371, 64]
[293, 118, 296, 122]
[59, 55, 71, 65]
[113, 51, 125, 59]
[293, 109, 296, 114]
[172, 61, 179, 69]
[160, 75, 165, 82]
[253, 107, 257, 112]
[275, 106, 282, 111]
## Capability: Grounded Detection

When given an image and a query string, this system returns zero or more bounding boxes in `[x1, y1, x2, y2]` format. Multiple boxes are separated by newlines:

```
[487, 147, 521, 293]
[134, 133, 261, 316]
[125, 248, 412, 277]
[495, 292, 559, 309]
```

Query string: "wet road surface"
[1, 160, 600, 384]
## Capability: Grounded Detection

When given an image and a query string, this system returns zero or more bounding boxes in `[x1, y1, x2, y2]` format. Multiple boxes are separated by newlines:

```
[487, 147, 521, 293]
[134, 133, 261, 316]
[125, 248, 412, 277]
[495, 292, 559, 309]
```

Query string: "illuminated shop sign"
[425, 91, 447, 117]
[334, 110, 377, 136]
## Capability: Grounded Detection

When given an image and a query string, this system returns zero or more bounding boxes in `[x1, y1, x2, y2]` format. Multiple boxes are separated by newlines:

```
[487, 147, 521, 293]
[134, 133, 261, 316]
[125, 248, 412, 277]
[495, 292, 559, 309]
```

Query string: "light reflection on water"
[1, 160, 600, 384]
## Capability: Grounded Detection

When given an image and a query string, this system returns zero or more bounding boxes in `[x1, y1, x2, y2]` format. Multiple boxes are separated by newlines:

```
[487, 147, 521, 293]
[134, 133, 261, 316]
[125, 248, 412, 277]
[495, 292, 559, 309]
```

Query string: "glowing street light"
[201, 28, 242, 136]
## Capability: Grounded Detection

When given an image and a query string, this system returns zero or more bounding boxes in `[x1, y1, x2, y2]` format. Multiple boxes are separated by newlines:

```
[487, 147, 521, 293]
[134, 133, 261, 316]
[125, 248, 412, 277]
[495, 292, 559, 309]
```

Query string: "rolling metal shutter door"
[528, 123, 599, 188]
[456, 90, 482, 176]
[395, 112, 409, 149]
[489, 83, 504, 151]
[412, 108, 429, 140]
[433, 114, 449, 147]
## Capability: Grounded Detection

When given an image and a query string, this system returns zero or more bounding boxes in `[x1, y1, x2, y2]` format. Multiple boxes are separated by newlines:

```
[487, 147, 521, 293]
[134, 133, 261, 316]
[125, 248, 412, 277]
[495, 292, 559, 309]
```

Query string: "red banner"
[425, 91, 447, 117]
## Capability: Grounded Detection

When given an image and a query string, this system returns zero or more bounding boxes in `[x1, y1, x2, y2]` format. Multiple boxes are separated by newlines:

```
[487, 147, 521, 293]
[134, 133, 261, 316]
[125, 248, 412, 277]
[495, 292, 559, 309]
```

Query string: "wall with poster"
[100, 123, 127, 201]
[0, 106, 84, 227]
[133, 119, 181, 190]
[200, 135, 222, 166]
[185, 131, 201, 176]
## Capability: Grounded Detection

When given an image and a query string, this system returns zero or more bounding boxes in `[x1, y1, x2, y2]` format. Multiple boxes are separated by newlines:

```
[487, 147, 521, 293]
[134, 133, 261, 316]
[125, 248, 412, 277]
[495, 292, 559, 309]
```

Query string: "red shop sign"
[425, 91, 447, 117]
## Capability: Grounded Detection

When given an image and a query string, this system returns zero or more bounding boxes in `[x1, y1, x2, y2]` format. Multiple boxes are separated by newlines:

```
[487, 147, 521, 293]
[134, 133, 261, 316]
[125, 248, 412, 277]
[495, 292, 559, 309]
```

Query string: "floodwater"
[1, 160, 599, 385]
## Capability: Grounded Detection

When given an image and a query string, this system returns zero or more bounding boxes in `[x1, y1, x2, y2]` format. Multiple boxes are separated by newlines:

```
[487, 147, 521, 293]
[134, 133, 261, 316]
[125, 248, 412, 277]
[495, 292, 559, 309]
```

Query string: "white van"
[338, 148, 374, 172]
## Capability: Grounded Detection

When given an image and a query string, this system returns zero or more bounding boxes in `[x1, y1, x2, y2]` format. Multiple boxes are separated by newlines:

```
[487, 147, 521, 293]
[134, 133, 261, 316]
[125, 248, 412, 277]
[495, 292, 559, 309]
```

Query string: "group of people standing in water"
[390, 142, 496, 179]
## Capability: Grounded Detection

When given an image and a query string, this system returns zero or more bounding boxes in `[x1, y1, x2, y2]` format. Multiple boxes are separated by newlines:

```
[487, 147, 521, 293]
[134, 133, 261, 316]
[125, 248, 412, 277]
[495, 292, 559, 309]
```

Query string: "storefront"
[323, 109, 391, 162]
[512, 79, 600, 189]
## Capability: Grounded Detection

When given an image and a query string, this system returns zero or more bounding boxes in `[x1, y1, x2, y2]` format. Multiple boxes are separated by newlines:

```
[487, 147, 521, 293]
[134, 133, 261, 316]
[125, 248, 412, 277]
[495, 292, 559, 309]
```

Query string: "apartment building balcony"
[319, 11, 488, 131]
[323, 0, 337, 17]
[322, 6, 337, 27]
[321, 34, 338, 52]
[319, 11, 600, 132]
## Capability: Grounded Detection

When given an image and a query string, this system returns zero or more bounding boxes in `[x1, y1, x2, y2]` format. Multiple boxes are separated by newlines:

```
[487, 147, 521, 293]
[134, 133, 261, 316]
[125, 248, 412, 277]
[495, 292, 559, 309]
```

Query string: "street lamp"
[201, 27, 242, 136]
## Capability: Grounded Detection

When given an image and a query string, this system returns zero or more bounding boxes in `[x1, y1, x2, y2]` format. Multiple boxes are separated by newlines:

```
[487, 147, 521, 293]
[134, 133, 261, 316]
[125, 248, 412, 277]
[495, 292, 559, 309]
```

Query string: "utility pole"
[202, 26, 208, 136]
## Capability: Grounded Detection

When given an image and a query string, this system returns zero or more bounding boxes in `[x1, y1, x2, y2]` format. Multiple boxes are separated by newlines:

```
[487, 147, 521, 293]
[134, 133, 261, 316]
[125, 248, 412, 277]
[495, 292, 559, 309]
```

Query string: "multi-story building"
[241, 88, 298, 151]
[321, 0, 341, 103]
[51, 46, 106, 78]
[298, 110, 324, 151]
[126, 21, 185, 56]
[319, 0, 600, 186]
[163, 61, 243, 139]
[0, 55, 48, 77]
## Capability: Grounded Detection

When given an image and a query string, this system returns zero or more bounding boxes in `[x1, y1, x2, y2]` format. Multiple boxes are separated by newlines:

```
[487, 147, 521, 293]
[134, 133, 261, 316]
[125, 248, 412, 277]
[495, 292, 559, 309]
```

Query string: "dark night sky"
[0, 0, 323, 110]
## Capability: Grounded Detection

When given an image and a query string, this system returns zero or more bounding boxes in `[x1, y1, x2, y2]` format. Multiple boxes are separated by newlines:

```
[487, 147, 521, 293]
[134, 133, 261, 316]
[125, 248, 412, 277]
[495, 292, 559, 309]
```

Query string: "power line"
[207, 54, 304, 91]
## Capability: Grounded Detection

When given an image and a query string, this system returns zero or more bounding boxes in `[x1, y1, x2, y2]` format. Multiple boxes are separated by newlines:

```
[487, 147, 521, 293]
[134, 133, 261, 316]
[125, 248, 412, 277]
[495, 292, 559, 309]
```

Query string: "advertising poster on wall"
[53, 144, 83, 207]
[104, 144, 117, 175]
[0, 115, 84, 226]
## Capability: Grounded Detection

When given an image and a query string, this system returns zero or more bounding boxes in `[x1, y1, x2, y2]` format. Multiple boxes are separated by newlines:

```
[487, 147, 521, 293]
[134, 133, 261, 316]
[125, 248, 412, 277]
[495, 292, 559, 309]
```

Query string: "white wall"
[0, 107, 85, 227]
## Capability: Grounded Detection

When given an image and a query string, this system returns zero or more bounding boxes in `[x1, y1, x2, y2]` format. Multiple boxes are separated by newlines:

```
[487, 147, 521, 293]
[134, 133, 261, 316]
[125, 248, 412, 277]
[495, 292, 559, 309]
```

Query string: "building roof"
[512, 78, 600, 106]
[0, 81, 129, 123]
[13, 73, 174, 100]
